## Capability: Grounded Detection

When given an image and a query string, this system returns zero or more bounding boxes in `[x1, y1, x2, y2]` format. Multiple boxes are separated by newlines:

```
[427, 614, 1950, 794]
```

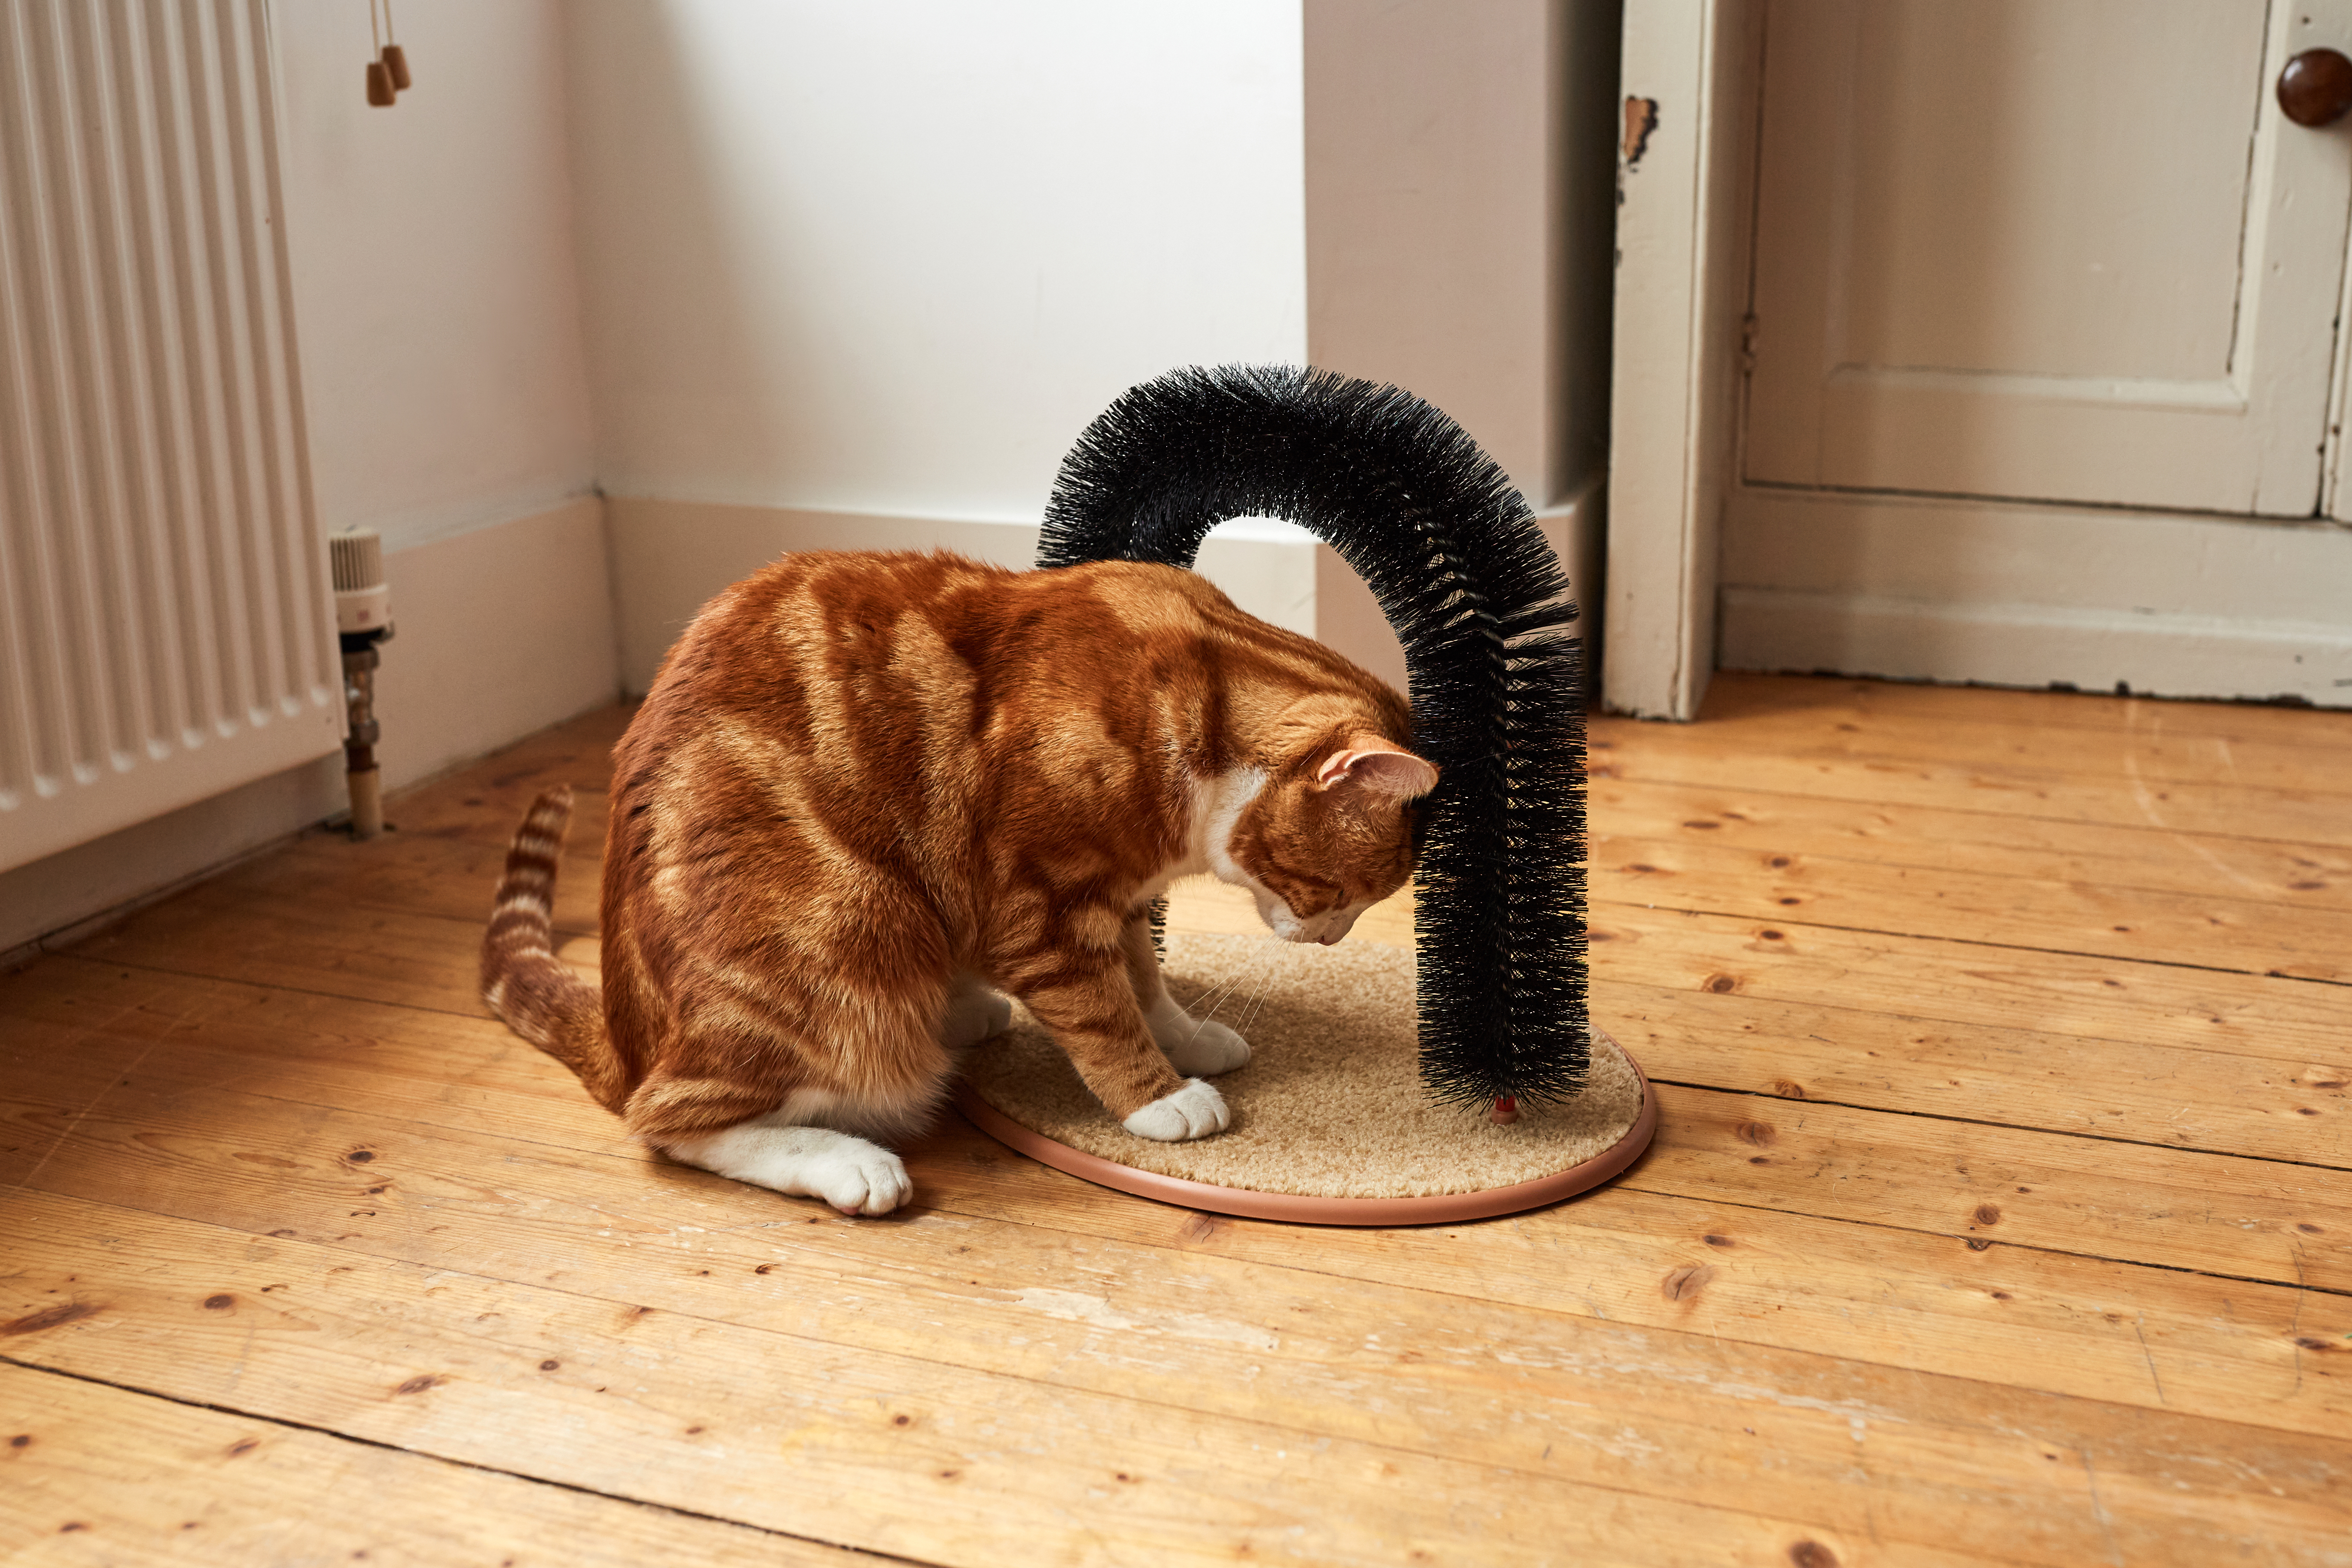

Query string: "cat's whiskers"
[1232, 940, 1282, 1041]
[1182, 961, 1257, 1040]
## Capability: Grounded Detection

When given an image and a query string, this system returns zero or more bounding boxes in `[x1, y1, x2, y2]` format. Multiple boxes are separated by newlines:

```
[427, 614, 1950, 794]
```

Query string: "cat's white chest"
[1157, 765, 1264, 892]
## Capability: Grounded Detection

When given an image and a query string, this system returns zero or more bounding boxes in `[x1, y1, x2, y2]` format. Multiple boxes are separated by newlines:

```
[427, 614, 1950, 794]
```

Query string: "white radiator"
[0, 0, 340, 874]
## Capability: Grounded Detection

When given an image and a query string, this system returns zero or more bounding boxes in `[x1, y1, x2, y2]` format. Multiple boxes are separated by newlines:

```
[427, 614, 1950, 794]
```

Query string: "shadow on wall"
[569, 3, 1331, 694]
[565, 2, 1309, 514]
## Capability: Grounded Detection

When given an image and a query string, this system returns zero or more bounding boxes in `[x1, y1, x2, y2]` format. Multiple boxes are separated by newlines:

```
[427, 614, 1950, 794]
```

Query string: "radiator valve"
[329, 529, 393, 839]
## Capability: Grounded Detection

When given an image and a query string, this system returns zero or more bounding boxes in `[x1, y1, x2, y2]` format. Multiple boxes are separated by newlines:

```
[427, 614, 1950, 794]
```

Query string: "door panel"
[1745, 0, 2352, 515]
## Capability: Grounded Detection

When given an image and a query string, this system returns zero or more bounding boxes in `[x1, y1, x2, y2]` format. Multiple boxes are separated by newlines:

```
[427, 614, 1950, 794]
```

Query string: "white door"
[1720, 0, 2352, 705]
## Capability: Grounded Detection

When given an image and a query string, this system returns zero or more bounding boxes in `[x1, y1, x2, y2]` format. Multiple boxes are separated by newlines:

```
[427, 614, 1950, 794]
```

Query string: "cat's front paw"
[1160, 1017, 1251, 1077]
[807, 1144, 912, 1216]
[1123, 1078, 1230, 1141]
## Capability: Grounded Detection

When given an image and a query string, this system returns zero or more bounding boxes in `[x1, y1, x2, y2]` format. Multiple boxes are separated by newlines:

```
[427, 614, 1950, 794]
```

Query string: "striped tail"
[480, 786, 626, 1111]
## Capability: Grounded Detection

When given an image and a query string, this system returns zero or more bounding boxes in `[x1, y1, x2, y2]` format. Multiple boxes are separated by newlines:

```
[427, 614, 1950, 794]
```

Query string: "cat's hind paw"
[940, 986, 1015, 1050]
[1123, 1078, 1230, 1141]
[1161, 1017, 1251, 1077]
[807, 1143, 913, 1216]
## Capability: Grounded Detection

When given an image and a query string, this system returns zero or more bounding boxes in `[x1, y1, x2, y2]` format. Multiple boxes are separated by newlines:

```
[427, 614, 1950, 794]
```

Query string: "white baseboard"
[1721, 487, 2352, 706]
[0, 755, 349, 964]
[609, 489, 1602, 699]
[607, 498, 1324, 694]
[374, 494, 621, 788]
[0, 497, 621, 957]
[1722, 588, 2352, 703]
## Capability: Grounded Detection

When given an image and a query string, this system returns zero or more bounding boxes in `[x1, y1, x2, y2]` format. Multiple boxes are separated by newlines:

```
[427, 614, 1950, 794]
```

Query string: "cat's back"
[610, 551, 1196, 801]
[614, 548, 1399, 807]
[634, 549, 1268, 718]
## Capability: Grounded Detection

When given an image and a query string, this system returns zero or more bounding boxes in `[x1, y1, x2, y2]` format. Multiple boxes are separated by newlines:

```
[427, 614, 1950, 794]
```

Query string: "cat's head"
[1216, 731, 1438, 945]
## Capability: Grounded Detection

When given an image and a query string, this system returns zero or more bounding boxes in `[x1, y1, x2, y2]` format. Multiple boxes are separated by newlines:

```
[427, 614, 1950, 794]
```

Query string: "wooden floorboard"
[0, 1364, 865, 1566]
[1693, 672, 2352, 750]
[3, 674, 2348, 1564]
[1588, 774, 2352, 913]
[5, 1042, 2344, 1441]
[6, 956, 2340, 1291]
[1587, 694, 2352, 850]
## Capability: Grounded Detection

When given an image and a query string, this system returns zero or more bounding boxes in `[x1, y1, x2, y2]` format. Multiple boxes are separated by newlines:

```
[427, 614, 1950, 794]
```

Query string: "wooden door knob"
[2279, 48, 2352, 127]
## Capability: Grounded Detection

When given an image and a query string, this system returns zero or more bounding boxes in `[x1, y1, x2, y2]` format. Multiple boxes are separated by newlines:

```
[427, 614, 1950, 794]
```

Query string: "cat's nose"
[1318, 930, 1343, 946]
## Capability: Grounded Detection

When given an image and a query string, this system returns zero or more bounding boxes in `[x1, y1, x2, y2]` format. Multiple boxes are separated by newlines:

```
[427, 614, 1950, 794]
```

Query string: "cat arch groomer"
[481, 367, 1643, 1222]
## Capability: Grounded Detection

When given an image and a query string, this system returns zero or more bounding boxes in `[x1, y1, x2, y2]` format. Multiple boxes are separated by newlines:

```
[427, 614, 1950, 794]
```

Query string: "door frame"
[1604, 0, 1763, 721]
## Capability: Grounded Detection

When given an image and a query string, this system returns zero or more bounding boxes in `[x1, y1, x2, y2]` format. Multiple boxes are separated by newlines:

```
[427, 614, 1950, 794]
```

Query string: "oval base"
[956, 1038, 1657, 1227]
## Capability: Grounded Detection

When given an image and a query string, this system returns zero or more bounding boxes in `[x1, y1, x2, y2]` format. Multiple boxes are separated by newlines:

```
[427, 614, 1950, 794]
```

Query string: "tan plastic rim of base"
[956, 1035, 1657, 1227]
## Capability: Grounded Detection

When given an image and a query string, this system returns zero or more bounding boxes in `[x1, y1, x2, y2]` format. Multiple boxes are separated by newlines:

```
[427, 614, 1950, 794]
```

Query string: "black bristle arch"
[1037, 365, 1590, 1108]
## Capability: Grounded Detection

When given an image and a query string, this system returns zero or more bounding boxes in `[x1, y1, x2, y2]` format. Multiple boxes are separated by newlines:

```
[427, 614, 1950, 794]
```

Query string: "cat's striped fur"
[482, 550, 1434, 1214]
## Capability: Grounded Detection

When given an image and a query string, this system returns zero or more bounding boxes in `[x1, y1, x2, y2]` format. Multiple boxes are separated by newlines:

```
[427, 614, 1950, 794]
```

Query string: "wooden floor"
[2, 672, 2347, 1565]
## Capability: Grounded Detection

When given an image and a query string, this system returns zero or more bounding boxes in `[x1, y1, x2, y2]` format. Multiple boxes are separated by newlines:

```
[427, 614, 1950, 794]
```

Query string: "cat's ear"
[1315, 736, 1438, 800]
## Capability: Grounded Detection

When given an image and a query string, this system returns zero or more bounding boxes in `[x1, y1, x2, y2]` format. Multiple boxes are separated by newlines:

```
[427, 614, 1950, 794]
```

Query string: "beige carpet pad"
[964, 933, 1643, 1199]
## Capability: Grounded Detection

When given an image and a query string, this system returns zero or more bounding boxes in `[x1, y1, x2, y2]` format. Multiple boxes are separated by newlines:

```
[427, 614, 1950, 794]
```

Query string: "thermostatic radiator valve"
[329, 529, 394, 840]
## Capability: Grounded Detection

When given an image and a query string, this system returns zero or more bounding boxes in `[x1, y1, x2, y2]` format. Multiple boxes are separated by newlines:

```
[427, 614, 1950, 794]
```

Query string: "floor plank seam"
[0, 1201, 1922, 1537]
[1591, 763, 2352, 832]
[1592, 826, 2352, 915]
[17, 998, 2341, 1289]
[1670, 676, 2352, 741]
[1643, 1076, 2352, 1176]
[45, 1168, 2328, 1462]
[1610, 1172, 2352, 1300]
[59, 916, 2349, 1092]
[841, 1204, 2352, 1445]
[83, 892, 595, 947]
[34, 1042, 2338, 1248]
[45, 952, 535, 1025]
[9, 1072, 637, 1163]
[0, 1352, 947, 1568]
[34, 1093, 2346, 1330]
[1591, 895, 2352, 988]
[1607, 979, 2345, 1074]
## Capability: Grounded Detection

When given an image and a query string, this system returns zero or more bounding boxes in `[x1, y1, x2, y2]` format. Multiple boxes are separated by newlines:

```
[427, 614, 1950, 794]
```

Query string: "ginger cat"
[482, 550, 1435, 1215]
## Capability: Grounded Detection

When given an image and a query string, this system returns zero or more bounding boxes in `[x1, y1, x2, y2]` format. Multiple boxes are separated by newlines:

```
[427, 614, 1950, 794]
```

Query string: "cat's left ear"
[1316, 737, 1438, 800]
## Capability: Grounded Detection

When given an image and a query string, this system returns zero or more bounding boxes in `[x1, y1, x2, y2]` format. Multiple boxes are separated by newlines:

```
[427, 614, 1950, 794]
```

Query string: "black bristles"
[1037, 365, 1590, 1108]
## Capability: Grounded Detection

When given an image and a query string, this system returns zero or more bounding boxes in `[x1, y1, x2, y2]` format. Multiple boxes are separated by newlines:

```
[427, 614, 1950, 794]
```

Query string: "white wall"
[8, 0, 1611, 953]
[274, 0, 598, 547]
[567, 0, 1611, 703]
[270, 0, 619, 787]
[565, 0, 1306, 519]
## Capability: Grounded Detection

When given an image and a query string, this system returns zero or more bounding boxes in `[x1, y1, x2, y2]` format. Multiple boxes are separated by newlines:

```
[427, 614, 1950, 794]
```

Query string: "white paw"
[940, 987, 1014, 1050]
[806, 1144, 912, 1216]
[1123, 1079, 1230, 1142]
[1160, 1016, 1251, 1076]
